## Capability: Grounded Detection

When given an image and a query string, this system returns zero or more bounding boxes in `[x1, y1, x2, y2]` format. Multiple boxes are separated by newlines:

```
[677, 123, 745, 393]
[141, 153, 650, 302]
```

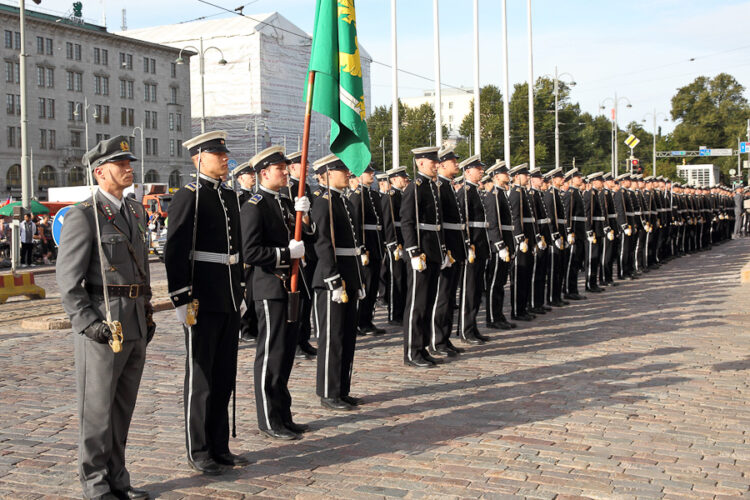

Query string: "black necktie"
[120, 203, 131, 231]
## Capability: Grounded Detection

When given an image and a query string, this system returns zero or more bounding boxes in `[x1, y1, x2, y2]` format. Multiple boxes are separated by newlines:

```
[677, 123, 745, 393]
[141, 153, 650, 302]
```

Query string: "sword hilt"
[105, 320, 123, 353]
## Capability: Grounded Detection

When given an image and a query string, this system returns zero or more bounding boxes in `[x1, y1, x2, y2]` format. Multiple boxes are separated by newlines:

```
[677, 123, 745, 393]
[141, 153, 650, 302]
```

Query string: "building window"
[102, 49, 108, 65]
[70, 130, 81, 148]
[37, 65, 45, 87]
[75, 44, 81, 60]
[176, 113, 182, 131]
[68, 101, 83, 121]
[66, 71, 83, 92]
[46, 67, 54, 88]
[169, 113, 174, 131]
[45, 38, 53, 55]
[38, 165, 57, 188]
[66, 42, 73, 59]
[170, 139, 175, 157]
[5, 61, 20, 83]
[170, 62, 176, 78]
[4, 31, 13, 49]
[40, 129, 47, 149]
[128, 108, 134, 127]
[49, 130, 56, 149]
[38, 97, 46, 118]
[170, 86, 178, 104]
[144, 83, 157, 102]
[36, 36, 44, 54]
[95, 104, 102, 123]
[94, 47, 101, 64]
[6, 164, 21, 189]
[169, 169, 181, 189]
[144, 110, 151, 129]
[7, 127, 20, 148]
[68, 166, 85, 186]
[145, 138, 151, 155]
[6, 94, 20, 115]
[47, 98, 55, 119]
[153, 138, 158, 156]
[95, 133, 111, 143]
[143, 57, 149, 73]
[151, 111, 157, 129]
[102, 105, 109, 124]
[145, 169, 159, 183]
[120, 52, 133, 70]
[177, 140, 182, 157]
[94, 75, 109, 95]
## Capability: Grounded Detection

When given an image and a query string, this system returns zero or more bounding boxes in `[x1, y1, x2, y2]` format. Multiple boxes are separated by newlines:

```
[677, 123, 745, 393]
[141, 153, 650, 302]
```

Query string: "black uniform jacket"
[400, 172, 444, 264]
[437, 175, 467, 262]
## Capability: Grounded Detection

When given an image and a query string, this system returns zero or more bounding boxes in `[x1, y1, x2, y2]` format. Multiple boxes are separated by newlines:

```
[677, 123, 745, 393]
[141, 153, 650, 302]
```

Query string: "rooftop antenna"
[120, 8, 127, 31]
[100, 0, 106, 27]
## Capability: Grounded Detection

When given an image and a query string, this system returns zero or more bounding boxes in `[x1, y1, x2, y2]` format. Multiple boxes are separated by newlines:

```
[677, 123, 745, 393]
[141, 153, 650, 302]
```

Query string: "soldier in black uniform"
[542, 167, 569, 307]
[456, 155, 491, 343]
[284, 151, 318, 358]
[233, 161, 259, 343]
[310, 154, 365, 411]
[527, 168, 552, 314]
[583, 172, 606, 293]
[376, 171, 391, 308]
[429, 147, 467, 357]
[483, 160, 517, 329]
[165, 130, 248, 475]
[401, 146, 450, 367]
[381, 166, 409, 326]
[599, 173, 619, 287]
[241, 146, 314, 440]
[348, 164, 386, 336]
[561, 168, 587, 300]
[509, 164, 536, 321]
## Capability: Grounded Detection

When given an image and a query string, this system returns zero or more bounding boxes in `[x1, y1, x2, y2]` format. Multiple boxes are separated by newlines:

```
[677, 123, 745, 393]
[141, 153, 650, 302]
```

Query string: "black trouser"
[564, 240, 583, 295]
[293, 262, 315, 346]
[386, 251, 406, 323]
[357, 251, 382, 329]
[21, 242, 33, 265]
[457, 258, 486, 340]
[183, 310, 239, 462]
[430, 258, 461, 350]
[547, 246, 564, 303]
[486, 253, 509, 324]
[403, 259, 439, 362]
[254, 299, 297, 431]
[512, 249, 533, 316]
[315, 288, 358, 399]
[585, 238, 601, 289]
[378, 250, 389, 302]
[599, 232, 615, 283]
[240, 268, 258, 339]
[531, 248, 548, 309]
[618, 233, 632, 278]
[634, 228, 646, 271]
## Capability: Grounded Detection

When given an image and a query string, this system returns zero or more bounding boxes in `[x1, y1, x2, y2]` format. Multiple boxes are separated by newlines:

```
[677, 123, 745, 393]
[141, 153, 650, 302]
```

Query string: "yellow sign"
[624, 134, 640, 149]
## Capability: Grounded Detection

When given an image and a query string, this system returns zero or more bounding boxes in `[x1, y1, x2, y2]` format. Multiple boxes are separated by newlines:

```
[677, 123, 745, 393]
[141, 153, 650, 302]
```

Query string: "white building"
[120, 13, 372, 165]
[400, 86, 474, 138]
[677, 164, 720, 187]
[0, 3, 193, 198]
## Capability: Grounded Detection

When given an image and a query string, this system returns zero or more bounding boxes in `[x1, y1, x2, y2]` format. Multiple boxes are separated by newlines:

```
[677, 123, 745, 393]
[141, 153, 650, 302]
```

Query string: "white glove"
[360, 252, 370, 266]
[519, 240, 529, 253]
[357, 287, 366, 300]
[175, 304, 188, 326]
[499, 247, 510, 262]
[555, 237, 564, 250]
[239, 299, 247, 316]
[148, 223, 156, 231]
[441, 253, 452, 269]
[537, 239, 546, 251]
[567, 233, 575, 245]
[467, 245, 476, 263]
[411, 255, 426, 272]
[393, 247, 402, 261]
[294, 196, 310, 213]
[288, 239, 305, 259]
[332, 286, 345, 303]
[607, 230, 615, 241]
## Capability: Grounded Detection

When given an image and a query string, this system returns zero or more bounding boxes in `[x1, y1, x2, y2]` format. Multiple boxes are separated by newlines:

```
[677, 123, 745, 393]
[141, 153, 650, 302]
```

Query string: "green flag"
[307, 0, 371, 176]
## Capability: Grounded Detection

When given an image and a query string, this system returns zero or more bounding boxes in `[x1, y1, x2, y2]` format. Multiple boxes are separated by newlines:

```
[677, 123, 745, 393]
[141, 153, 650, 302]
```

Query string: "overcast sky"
[25, 0, 750, 138]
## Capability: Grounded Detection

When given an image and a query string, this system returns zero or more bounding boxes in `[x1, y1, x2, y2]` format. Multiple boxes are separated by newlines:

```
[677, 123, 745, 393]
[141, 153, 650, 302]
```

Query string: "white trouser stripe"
[324, 291, 331, 398]
[186, 325, 194, 460]
[531, 253, 537, 308]
[489, 256, 498, 323]
[407, 267, 417, 361]
[430, 272, 441, 350]
[460, 262, 468, 339]
[388, 253, 394, 322]
[512, 257, 518, 317]
[261, 300, 272, 430]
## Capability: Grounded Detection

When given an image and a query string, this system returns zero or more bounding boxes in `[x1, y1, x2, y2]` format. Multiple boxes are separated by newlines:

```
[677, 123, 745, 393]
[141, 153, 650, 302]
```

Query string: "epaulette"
[516, 187, 522, 193]
[314, 189, 321, 197]
[248, 193, 263, 205]
[354, 188, 361, 194]
[77, 201, 92, 208]
[321, 192, 330, 200]
[389, 189, 395, 195]
[415, 178, 423, 186]
[184, 182, 197, 192]
[221, 182, 232, 190]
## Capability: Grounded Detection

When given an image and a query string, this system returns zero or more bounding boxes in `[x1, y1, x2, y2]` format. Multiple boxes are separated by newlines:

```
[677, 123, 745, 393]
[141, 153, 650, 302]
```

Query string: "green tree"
[458, 85, 505, 163]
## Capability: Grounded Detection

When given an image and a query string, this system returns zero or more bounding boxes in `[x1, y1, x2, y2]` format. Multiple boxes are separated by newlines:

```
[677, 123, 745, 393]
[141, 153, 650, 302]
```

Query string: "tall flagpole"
[391, 0, 400, 169]
[526, 0, 535, 169]
[472, 0, 481, 158]
[433, 0, 442, 148]
[501, 0, 510, 165]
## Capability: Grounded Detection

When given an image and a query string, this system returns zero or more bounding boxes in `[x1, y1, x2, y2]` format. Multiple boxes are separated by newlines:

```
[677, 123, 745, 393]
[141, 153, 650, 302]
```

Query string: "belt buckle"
[128, 284, 139, 299]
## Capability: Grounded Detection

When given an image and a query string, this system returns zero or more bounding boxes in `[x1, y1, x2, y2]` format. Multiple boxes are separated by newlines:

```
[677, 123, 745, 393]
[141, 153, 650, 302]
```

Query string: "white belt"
[500, 224, 514, 231]
[468, 221, 489, 228]
[443, 222, 465, 231]
[608, 214, 617, 218]
[572, 216, 587, 222]
[363, 224, 382, 231]
[335, 247, 360, 256]
[537, 218, 550, 224]
[419, 223, 441, 231]
[592, 216, 605, 221]
[394, 221, 402, 227]
[626, 212, 635, 216]
[522, 217, 536, 223]
[558, 218, 567, 223]
[191, 251, 240, 265]
[634, 211, 642, 215]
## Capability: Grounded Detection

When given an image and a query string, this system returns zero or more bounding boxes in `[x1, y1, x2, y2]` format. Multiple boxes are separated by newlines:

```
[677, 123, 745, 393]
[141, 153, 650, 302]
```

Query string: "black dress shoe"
[549, 300, 566, 307]
[420, 350, 443, 364]
[295, 346, 313, 359]
[298, 342, 318, 356]
[92, 493, 120, 500]
[460, 335, 484, 345]
[357, 326, 375, 336]
[388, 319, 403, 326]
[474, 332, 490, 342]
[564, 293, 586, 300]
[321, 397, 354, 410]
[371, 325, 386, 335]
[405, 357, 436, 368]
[240, 332, 256, 343]
[445, 341, 465, 353]
[284, 420, 310, 433]
[260, 427, 301, 440]
[542, 305, 553, 311]
[187, 457, 223, 475]
[111, 487, 150, 500]
[487, 321, 512, 330]
[213, 452, 251, 466]
[341, 395, 363, 406]
[511, 313, 535, 321]
[530, 307, 547, 314]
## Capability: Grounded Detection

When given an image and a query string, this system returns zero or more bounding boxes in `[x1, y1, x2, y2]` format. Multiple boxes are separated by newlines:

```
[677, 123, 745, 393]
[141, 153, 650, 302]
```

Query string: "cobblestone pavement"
[1, 241, 749, 499]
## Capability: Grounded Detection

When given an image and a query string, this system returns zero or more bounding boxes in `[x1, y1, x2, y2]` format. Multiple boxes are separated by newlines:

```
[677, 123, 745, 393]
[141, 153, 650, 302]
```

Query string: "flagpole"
[433, 0, 442, 148]
[391, 0, 400, 169]
[527, 0, 536, 169]
[290, 70, 316, 294]
[472, 0, 481, 158]
[501, 0, 511, 165]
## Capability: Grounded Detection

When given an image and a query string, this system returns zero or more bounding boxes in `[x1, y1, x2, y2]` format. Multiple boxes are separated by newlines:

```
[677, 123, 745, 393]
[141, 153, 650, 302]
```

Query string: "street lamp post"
[73, 98, 98, 152]
[642, 110, 668, 177]
[547, 66, 576, 170]
[599, 93, 632, 177]
[175, 36, 227, 133]
[131, 122, 145, 186]
[244, 113, 270, 156]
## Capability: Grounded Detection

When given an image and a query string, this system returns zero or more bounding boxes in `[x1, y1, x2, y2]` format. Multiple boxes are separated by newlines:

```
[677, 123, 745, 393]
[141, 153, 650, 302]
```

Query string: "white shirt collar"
[259, 184, 280, 197]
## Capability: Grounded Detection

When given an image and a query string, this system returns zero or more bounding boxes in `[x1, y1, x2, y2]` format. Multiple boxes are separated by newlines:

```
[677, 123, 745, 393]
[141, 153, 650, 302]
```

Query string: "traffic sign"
[52, 205, 73, 246]
[228, 159, 238, 171]
[671, 151, 687, 156]
[699, 148, 733, 157]
[741, 142, 748, 154]
[624, 134, 640, 149]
